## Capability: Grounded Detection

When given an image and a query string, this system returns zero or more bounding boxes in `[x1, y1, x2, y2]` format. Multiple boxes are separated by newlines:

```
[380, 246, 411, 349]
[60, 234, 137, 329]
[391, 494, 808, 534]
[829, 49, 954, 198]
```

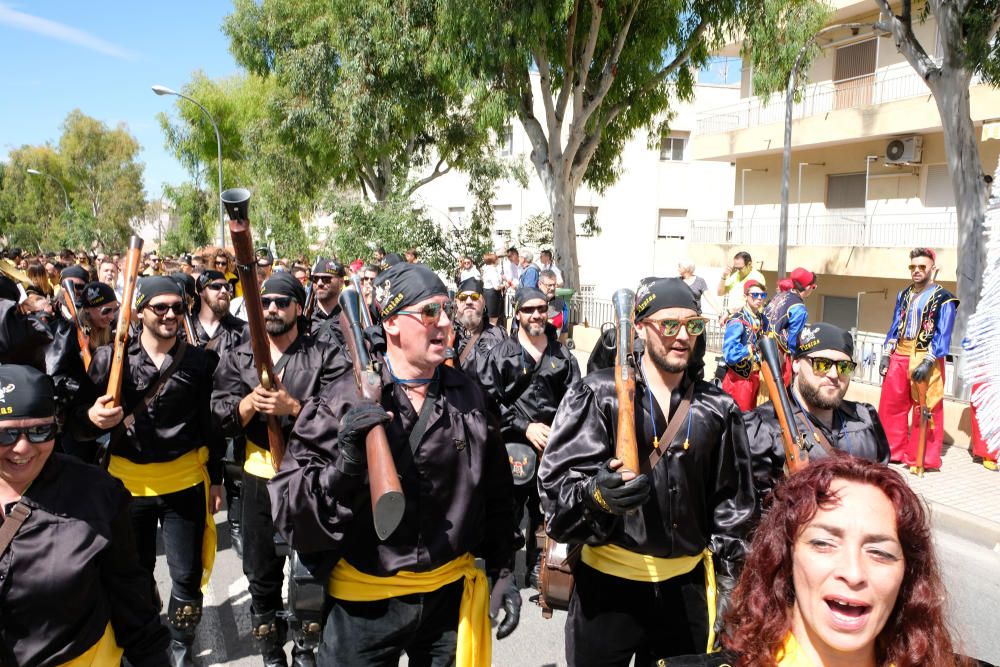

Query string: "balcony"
[695, 63, 933, 136]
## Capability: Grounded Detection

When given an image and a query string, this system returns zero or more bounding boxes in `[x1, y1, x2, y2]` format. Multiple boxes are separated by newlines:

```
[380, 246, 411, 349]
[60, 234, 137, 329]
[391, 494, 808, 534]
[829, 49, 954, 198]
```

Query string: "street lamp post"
[152, 84, 226, 247]
[778, 22, 877, 279]
[26, 168, 71, 212]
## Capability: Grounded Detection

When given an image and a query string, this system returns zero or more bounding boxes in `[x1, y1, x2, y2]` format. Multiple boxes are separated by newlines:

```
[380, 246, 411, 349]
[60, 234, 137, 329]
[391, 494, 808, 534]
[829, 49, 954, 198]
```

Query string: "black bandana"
[796, 322, 855, 359]
[81, 281, 117, 308]
[60, 265, 90, 282]
[135, 276, 183, 309]
[261, 272, 307, 305]
[197, 270, 227, 291]
[0, 365, 56, 421]
[457, 277, 484, 295]
[514, 287, 546, 312]
[0, 275, 19, 302]
[311, 257, 345, 277]
[375, 263, 447, 318]
[633, 277, 700, 320]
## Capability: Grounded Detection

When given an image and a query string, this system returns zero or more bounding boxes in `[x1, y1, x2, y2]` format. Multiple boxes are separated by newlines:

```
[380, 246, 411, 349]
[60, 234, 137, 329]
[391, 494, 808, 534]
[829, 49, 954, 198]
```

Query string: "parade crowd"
[0, 239, 991, 667]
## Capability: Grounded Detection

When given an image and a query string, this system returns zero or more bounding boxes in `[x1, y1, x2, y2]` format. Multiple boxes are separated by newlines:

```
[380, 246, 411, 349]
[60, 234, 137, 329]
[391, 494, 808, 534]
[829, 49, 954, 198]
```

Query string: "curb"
[926, 500, 1000, 551]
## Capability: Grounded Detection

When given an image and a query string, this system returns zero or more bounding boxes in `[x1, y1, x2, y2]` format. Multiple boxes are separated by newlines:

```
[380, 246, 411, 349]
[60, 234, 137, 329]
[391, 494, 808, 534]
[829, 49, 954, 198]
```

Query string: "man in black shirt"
[452, 276, 506, 376]
[744, 322, 890, 500]
[307, 258, 346, 344]
[81, 276, 223, 667]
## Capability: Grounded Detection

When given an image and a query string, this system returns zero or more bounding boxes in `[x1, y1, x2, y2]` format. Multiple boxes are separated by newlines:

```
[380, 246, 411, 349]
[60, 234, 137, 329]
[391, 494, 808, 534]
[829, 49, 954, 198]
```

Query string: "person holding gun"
[77, 276, 224, 667]
[269, 262, 521, 664]
[212, 272, 349, 666]
[538, 277, 755, 665]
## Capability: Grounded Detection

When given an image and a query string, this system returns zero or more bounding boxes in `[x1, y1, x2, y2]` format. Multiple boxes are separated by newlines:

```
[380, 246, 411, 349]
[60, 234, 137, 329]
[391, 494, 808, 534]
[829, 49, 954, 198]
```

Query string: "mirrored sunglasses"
[396, 301, 453, 324]
[645, 317, 707, 337]
[808, 357, 857, 376]
[0, 423, 57, 446]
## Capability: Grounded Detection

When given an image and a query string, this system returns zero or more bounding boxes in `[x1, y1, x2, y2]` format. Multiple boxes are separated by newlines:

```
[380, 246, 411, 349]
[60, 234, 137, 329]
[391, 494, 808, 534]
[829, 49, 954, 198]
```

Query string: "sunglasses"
[312, 275, 339, 284]
[214, 260, 228, 267]
[205, 282, 231, 292]
[645, 317, 707, 337]
[360, 277, 374, 283]
[261, 296, 294, 309]
[396, 301, 453, 324]
[457, 292, 482, 301]
[908, 264, 931, 272]
[806, 357, 857, 376]
[145, 302, 185, 316]
[747, 291, 767, 299]
[519, 304, 547, 315]
[0, 422, 57, 446]
[99, 306, 119, 317]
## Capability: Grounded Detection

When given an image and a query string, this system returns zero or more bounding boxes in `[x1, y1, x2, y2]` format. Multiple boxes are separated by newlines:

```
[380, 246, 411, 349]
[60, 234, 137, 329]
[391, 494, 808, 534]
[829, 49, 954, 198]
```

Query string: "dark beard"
[458, 309, 483, 331]
[208, 298, 229, 316]
[265, 316, 294, 336]
[798, 379, 842, 410]
[647, 343, 689, 374]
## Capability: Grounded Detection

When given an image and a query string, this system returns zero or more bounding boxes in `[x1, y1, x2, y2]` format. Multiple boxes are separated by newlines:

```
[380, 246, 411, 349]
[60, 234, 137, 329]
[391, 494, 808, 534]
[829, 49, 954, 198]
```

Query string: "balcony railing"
[695, 63, 940, 135]
[689, 211, 958, 248]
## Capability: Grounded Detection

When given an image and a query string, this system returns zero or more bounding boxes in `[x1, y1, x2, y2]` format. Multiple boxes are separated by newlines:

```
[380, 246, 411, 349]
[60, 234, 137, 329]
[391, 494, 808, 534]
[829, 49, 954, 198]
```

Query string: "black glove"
[879, 355, 890, 377]
[584, 459, 651, 515]
[712, 575, 737, 651]
[489, 570, 521, 639]
[910, 358, 934, 382]
[336, 402, 391, 475]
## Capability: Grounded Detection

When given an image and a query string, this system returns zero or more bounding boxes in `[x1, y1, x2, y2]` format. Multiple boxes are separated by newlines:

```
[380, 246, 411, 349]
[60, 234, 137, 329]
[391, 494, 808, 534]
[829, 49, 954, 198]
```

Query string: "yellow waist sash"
[59, 623, 122, 666]
[109, 447, 216, 590]
[328, 554, 490, 667]
[582, 544, 718, 653]
[244, 439, 275, 480]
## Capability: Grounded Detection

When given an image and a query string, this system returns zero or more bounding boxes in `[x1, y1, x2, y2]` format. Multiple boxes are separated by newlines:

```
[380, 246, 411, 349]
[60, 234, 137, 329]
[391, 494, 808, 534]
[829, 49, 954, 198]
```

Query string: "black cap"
[795, 322, 855, 359]
[457, 277, 484, 295]
[311, 257, 345, 277]
[374, 263, 447, 318]
[197, 270, 227, 292]
[0, 365, 56, 422]
[81, 281, 117, 308]
[256, 248, 274, 267]
[261, 272, 306, 305]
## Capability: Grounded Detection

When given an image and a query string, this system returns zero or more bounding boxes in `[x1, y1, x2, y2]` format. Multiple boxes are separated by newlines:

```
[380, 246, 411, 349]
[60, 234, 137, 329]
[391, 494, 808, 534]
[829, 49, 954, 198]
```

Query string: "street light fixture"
[152, 84, 226, 247]
[26, 168, 71, 212]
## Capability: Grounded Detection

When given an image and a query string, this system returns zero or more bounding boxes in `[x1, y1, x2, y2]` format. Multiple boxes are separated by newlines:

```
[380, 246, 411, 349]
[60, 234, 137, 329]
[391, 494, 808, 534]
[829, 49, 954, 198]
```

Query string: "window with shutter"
[834, 39, 876, 109]
[826, 173, 867, 210]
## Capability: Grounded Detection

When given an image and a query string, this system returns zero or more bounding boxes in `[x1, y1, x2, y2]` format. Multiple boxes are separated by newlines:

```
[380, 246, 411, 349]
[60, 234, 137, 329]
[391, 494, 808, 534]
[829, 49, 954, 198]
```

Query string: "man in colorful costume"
[721, 280, 768, 411]
[763, 267, 816, 386]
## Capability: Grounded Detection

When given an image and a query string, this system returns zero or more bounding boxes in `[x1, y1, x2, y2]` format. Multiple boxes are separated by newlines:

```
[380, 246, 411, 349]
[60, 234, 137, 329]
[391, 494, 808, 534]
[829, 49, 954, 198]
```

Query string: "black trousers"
[566, 562, 709, 667]
[513, 477, 543, 574]
[131, 483, 206, 602]
[242, 470, 285, 613]
[319, 579, 464, 666]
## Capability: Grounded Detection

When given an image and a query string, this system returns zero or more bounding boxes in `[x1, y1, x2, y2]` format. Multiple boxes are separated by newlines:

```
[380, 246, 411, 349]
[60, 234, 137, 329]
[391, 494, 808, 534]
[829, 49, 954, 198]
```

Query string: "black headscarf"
[374, 263, 447, 318]
[633, 277, 700, 320]
[795, 322, 855, 359]
[0, 364, 56, 422]
[261, 272, 307, 305]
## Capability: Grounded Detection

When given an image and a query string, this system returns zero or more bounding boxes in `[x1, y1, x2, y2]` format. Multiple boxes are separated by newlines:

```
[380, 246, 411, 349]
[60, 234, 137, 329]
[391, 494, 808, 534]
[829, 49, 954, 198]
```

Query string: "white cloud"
[0, 3, 136, 60]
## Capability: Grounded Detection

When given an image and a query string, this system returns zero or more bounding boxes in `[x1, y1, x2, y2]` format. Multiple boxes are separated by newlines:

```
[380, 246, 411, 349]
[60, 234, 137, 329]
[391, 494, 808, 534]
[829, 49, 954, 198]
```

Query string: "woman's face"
[791, 480, 905, 662]
[0, 418, 56, 493]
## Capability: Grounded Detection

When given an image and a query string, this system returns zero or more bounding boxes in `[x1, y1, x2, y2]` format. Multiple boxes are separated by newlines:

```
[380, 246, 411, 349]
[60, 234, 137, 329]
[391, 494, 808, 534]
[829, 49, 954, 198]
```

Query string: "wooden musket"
[338, 288, 405, 541]
[611, 288, 640, 474]
[759, 336, 809, 473]
[222, 188, 285, 472]
[913, 380, 931, 477]
[61, 278, 92, 370]
[105, 236, 143, 407]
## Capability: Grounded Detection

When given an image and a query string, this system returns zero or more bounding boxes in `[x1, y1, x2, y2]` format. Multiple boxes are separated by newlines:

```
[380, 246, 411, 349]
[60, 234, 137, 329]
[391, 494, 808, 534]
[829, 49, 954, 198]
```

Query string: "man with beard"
[538, 277, 755, 665]
[744, 322, 889, 500]
[477, 287, 579, 588]
[307, 258, 346, 344]
[212, 272, 348, 666]
[193, 270, 250, 555]
[452, 276, 506, 375]
[78, 276, 224, 667]
[878, 247, 958, 471]
[538, 269, 569, 342]
[269, 262, 521, 665]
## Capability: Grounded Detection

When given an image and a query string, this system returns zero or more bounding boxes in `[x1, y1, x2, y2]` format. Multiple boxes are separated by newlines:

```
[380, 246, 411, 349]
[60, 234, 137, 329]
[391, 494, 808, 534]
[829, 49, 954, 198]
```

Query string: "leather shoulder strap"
[646, 383, 695, 471]
[458, 331, 482, 366]
[0, 502, 31, 557]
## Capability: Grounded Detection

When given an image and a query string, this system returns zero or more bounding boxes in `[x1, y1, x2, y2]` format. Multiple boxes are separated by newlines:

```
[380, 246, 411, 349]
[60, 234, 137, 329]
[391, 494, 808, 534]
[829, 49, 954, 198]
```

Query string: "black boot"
[290, 625, 320, 667]
[251, 610, 288, 667]
[167, 595, 202, 667]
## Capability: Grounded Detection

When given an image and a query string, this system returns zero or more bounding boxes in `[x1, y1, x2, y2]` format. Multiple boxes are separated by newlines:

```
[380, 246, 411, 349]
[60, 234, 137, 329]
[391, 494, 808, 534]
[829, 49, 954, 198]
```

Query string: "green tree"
[159, 183, 212, 256]
[437, 0, 793, 290]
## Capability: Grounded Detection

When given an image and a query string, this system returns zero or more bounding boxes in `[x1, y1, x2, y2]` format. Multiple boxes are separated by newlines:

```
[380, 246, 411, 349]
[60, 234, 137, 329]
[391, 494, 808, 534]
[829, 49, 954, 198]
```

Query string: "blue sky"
[0, 1, 239, 197]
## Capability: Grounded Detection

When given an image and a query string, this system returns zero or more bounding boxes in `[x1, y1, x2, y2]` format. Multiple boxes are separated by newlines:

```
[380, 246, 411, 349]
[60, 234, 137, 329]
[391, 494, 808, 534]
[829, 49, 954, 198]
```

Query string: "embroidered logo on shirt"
[0, 383, 14, 403]
[453, 438, 466, 451]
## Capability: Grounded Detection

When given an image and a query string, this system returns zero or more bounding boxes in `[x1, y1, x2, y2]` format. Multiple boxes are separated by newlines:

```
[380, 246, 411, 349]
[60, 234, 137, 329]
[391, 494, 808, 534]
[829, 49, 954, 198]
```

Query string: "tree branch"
[516, 67, 554, 170]
[531, 45, 561, 147]
[555, 0, 580, 122]
[403, 157, 451, 198]
[572, 0, 604, 124]
[873, 0, 939, 83]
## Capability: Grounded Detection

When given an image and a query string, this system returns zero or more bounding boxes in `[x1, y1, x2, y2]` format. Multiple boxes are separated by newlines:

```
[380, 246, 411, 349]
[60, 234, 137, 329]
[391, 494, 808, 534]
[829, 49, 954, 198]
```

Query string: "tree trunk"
[549, 183, 580, 291]
[932, 72, 986, 343]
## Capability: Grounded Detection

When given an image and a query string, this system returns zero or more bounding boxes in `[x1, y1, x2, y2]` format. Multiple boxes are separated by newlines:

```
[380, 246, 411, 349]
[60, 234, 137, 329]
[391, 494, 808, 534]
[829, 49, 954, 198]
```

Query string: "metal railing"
[688, 211, 958, 248]
[695, 64, 937, 135]
[851, 329, 969, 401]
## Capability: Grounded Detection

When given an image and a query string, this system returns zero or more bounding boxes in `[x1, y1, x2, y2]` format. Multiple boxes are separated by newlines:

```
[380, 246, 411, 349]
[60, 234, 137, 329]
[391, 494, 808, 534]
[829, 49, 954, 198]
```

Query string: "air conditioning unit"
[885, 136, 923, 164]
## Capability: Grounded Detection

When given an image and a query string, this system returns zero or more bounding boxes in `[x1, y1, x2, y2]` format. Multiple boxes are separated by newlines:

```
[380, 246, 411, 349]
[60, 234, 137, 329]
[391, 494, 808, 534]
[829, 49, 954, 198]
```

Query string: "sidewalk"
[900, 444, 1000, 525]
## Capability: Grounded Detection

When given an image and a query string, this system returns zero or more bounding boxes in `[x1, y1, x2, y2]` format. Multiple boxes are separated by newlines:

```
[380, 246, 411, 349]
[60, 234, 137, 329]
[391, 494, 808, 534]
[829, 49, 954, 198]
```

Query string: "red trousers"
[722, 369, 760, 412]
[970, 383, 997, 463]
[878, 353, 945, 469]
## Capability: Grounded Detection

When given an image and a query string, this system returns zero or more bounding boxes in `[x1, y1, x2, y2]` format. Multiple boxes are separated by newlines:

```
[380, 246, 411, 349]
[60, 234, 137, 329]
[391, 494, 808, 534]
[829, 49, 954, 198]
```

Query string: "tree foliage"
[0, 110, 145, 251]
[742, 0, 832, 98]
[159, 183, 212, 256]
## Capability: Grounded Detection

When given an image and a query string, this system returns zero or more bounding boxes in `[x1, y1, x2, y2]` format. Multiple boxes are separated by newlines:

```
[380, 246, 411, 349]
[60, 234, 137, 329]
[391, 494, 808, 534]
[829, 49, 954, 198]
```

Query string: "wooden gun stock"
[106, 236, 143, 407]
[61, 279, 91, 370]
[611, 289, 640, 473]
[759, 336, 809, 473]
[223, 188, 286, 472]
[913, 380, 930, 477]
[339, 288, 405, 541]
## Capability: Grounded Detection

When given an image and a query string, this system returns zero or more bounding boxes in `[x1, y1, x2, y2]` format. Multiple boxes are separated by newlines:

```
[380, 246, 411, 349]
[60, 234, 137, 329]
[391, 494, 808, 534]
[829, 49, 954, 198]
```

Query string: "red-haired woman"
[670, 456, 968, 667]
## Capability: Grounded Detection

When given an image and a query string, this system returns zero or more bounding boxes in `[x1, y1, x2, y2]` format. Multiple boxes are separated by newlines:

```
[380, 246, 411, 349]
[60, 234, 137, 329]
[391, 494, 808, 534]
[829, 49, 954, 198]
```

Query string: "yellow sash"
[328, 554, 490, 667]
[582, 544, 718, 653]
[244, 440, 275, 480]
[109, 447, 216, 590]
[59, 623, 122, 666]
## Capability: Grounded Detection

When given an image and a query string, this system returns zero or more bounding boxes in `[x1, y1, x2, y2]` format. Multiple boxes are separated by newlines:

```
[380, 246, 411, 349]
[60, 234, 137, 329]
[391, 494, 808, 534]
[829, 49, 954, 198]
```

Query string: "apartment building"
[415, 74, 739, 302]
[690, 0, 1000, 440]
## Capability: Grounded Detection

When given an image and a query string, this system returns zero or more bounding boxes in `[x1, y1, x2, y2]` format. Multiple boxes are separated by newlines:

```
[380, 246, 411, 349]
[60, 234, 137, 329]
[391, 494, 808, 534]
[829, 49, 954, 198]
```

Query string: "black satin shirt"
[192, 313, 248, 356]
[453, 322, 507, 375]
[269, 360, 518, 576]
[538, 363, 756, 580]
[0, 454, 169, 667]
